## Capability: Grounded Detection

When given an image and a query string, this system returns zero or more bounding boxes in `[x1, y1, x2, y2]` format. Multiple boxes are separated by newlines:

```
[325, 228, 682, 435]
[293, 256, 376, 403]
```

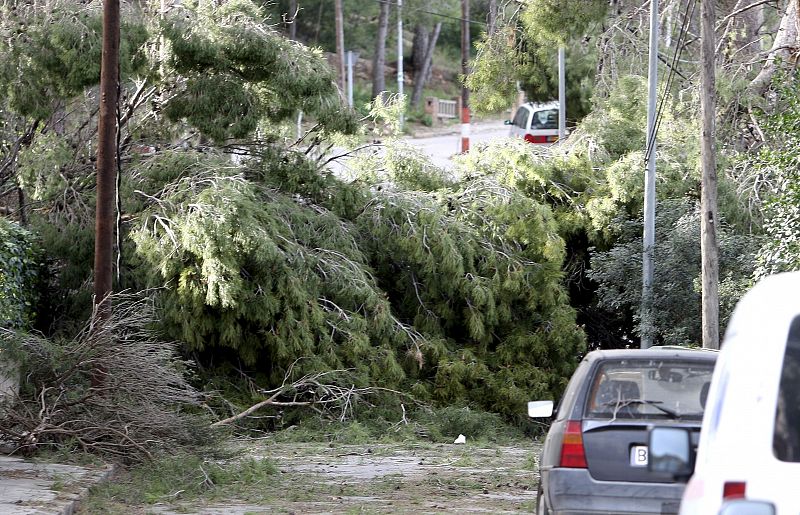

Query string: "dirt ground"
[145, 439, 542, 514]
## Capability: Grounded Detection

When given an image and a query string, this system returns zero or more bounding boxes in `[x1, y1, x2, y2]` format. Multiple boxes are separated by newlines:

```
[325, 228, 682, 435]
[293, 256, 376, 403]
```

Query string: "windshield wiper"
[600, 399, 682, 419]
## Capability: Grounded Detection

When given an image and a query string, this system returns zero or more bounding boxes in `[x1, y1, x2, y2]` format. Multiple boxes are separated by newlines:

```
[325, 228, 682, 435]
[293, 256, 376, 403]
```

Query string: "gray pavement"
[404, 120, 512, 170]
[0, 455, 114, 515]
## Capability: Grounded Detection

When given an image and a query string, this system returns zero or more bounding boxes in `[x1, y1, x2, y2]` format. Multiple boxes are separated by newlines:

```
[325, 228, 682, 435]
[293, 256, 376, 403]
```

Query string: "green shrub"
[0, 219, 42, 329]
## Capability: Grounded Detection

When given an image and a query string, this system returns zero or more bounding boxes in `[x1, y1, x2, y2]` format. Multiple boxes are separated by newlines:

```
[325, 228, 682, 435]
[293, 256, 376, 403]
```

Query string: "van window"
[512, 108, 529, 129]
[773, 316, 800, 462]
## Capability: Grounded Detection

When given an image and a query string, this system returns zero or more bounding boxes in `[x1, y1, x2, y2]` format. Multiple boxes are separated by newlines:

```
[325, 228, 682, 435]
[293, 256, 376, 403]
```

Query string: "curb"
[60, 463, 117, 515]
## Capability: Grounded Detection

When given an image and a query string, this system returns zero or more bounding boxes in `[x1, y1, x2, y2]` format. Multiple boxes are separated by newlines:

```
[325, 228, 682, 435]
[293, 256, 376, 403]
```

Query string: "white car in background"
[505, 101, 561, 144]
[648, 272, 800, 515]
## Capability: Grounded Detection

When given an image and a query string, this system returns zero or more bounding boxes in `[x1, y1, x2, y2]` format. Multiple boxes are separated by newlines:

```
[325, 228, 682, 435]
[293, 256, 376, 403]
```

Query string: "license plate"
[630, 445, 648, 466]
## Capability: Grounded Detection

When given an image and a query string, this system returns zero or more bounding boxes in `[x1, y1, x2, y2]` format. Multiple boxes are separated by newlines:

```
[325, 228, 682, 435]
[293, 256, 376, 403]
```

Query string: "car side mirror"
[527, 400, 554, 418]
[647, 426, 694, 480]
[719, 500, 776, 515]
[503, 120, 512, 125]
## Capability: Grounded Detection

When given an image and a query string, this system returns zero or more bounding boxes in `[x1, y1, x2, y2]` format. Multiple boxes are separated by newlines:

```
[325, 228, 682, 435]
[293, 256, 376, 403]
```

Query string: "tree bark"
[411, 24, 429, 73]
[334, 0, 346, 92]
[410, 22, 442, 107]
[488, 0, 498, 37]
[95, 0, 120, 313]
[748, 0, 799, 95]
[288, 0, 298, 41]
[372, 0, 390, 98]
[701, 0, 720, 349]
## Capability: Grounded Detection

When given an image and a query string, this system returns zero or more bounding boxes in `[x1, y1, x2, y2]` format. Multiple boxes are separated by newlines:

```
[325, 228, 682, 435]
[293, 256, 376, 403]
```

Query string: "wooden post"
[700, 0, 720, 349]
[94, 0, 120, 314]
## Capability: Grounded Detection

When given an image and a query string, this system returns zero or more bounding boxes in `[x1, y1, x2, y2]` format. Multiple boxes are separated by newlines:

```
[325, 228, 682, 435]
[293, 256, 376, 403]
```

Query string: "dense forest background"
[2, 0, 800, 458]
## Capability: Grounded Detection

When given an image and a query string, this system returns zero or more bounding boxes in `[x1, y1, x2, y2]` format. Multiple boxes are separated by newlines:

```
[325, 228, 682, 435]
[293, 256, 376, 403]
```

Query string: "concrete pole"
[397, 0, 404, 130]
[700, 0, 720, 349]
[347, 50, 354, 107]
[558, 46, 566, 141]
[460, 0, 470, 153]
[642, 0, 658, 349]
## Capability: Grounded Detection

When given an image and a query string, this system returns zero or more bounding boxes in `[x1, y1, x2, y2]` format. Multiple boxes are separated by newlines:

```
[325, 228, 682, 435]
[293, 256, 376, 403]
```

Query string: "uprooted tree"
[0, 0, 585, 446]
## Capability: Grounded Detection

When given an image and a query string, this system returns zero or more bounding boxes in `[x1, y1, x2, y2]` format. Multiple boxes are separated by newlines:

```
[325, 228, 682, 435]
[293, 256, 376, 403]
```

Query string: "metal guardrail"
[438, 99, 457, 119]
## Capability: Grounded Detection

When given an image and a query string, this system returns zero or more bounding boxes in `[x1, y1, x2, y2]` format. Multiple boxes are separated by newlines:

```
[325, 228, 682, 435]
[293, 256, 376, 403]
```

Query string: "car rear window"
[584, 358, 715, 421]
[773, 316, 800, 462]
[531, 109, 558, 129]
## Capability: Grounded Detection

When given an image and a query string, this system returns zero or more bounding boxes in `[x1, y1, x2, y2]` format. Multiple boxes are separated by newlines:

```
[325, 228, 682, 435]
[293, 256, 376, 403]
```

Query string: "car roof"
[522, 101, 559, 111]
[582, 347, 718, 364]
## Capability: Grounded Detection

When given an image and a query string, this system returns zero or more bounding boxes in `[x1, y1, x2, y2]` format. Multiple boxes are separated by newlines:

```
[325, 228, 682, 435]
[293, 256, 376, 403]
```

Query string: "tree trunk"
[488, 0, 498, 37]
[372, 0, 390, 98]
[288, 0, 298, 41]
[410, 22, 442, 107]
[334, 0, 346, 92]
[411, 24, 429, 73]
[748, 0, 799, 95]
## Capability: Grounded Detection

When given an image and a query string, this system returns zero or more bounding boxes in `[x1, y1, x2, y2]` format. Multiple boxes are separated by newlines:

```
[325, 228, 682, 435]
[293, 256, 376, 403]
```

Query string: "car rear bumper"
[545, 468, 685, 514]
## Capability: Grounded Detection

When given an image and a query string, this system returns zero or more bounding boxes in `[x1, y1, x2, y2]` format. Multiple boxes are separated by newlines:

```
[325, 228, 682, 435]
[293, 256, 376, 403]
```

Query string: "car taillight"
[723, 481, 746, 500]
[559, 420, 587, 468]
[524, 134, 550, 144]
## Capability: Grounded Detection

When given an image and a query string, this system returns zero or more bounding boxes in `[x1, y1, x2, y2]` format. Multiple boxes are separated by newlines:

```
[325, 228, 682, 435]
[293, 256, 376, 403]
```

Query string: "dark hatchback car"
[529, 347, 717, 515]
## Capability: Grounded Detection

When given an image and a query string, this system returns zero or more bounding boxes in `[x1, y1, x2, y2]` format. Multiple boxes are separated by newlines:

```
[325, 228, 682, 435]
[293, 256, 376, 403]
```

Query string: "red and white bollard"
[460, 106, 470, 153]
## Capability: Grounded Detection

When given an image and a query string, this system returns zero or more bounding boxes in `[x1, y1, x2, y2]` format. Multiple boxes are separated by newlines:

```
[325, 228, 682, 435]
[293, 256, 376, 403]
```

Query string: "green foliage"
[467, 21, 597, 119]
[755, 73, 800, 276]
[520, 0, 608, 46]
[467, 0, 604, 117]
[0, 1, 148, 119]
[131, 151, 412, 385]
[15, 132, 73, 202]
[162, 1, 357, 141]
[0, 219, 42, 329]
[466, 26, 519, 115]
[589, 199, 760, 345]
[128, 143, 584, 418]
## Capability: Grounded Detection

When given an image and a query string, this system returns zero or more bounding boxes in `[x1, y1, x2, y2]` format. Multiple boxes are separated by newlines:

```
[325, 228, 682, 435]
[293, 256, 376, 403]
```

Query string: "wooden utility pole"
[700, 0, 720, 349]
[94, 0, 120, 313]
[460, 0, 470, 153]
[334, 0, 346, 91]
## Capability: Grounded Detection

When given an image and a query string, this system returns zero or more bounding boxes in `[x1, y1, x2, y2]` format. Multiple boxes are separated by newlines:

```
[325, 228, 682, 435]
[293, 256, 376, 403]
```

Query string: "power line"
[374, 0, 487, 26]
[645, 0, 695, 164]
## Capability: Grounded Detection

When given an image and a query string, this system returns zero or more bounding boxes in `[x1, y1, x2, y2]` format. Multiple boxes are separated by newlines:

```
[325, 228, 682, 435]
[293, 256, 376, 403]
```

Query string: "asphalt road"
[404, 120, 512, 170]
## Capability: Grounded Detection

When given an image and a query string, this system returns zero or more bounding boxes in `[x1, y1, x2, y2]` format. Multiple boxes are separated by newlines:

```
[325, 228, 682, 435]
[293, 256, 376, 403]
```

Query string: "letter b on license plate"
[630, 445, 648, 466]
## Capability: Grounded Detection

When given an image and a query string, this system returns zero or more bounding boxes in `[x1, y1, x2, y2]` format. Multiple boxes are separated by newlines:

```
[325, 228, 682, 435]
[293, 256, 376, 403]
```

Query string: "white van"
[505, 101, 560, 144]
[648, 272, 800, 515]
